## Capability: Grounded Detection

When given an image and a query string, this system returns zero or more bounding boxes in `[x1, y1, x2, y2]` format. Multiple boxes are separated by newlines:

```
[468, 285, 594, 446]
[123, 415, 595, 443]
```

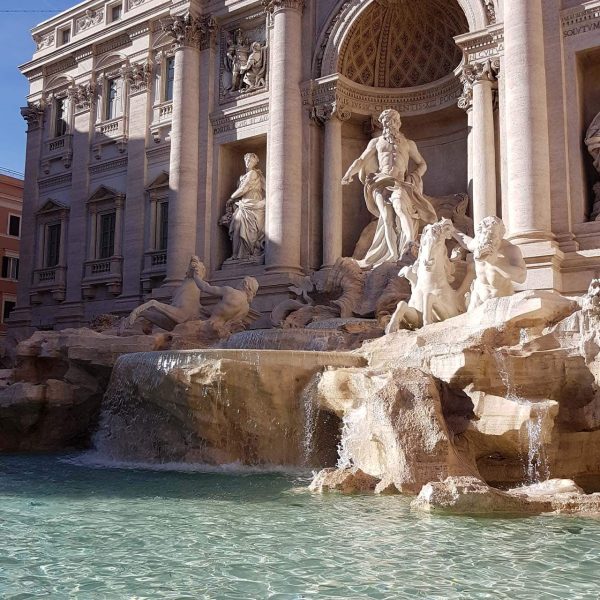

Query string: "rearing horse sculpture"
[386, 218, 471, 332]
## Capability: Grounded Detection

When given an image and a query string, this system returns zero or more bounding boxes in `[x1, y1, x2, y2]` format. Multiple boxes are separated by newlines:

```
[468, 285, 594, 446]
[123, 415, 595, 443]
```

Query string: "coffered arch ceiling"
[338, 0, 469, 89]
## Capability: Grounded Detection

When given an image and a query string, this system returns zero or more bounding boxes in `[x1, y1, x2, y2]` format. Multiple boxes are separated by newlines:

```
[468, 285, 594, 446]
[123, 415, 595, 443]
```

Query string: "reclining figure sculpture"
[121, 256, 259, 338]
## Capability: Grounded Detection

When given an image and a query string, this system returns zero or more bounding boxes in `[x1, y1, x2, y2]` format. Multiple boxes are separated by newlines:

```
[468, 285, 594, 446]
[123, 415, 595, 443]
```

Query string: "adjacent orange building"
[0, 173, 23, 334]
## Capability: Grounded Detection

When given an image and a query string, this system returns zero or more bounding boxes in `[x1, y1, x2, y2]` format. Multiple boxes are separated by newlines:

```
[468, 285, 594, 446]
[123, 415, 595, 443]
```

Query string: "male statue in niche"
[219, 153, 266, 263]
[342, 108, 437, 268]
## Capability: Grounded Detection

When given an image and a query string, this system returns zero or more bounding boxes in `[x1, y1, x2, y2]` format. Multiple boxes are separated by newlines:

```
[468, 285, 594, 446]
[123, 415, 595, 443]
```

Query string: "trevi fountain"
[3, 0, 600, 597]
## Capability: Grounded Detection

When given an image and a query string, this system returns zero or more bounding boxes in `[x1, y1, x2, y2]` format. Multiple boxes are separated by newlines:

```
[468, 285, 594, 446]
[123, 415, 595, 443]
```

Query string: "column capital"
[458, 58, 499, 111]
[121, 61, 152, 94]
[20, 100, 45, 131]
[310, 99, 351, 125]
[161, 13, 217, 51]
[67, 82, 97, 112]
[262, 0, 305, 15]
[462, 58, 499, 85]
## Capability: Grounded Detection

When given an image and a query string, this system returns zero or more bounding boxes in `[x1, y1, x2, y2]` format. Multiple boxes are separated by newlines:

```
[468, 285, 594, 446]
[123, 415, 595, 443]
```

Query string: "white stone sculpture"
[342, 108, 437, 268]
[386, 218, 468, 332]
[223, 30, 267, 95]
[453, 216, 527, 311]
[120, 256, 205, 333]
[585, 112, 600, 221]
[192, 273, 259, 337]
[220, 153, 266, 263]
[582, 278, 600, 313]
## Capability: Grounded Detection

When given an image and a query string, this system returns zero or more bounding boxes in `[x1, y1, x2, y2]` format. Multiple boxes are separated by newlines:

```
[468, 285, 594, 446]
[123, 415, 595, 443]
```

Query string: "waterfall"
[301, 374, 321, 465]
[93, 351, 203, 461]
[494, 351, 552, 485]
[523, 407, 551, 485]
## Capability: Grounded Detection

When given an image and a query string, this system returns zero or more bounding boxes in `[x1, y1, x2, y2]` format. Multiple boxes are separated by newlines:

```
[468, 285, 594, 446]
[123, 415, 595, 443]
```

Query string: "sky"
[0, 1, 76, 178]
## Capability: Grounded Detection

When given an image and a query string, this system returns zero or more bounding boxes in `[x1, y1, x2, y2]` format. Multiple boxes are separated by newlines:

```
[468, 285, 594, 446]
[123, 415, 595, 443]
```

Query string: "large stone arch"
[313, 0, 489, 80]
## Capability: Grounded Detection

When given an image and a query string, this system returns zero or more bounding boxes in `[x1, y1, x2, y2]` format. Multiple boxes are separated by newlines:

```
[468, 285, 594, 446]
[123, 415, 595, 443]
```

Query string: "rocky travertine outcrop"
[311, 289, 600, 499]
[94, 350, 365, 467]
[312, 367, 477, 494]
[411, 476, 600, 516]
[0, 328, 171, 451]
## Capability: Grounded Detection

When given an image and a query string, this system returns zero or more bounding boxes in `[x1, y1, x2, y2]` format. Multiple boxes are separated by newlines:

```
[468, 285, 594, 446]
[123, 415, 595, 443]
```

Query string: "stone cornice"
[38, 173, 72, 190]
[161, 13, 217, 51]
[20, 2, 170, 77]
[561, 3, 600, 38]
[304, 72, 463, 119]
[454, 25, 504, 64]
[210, 103, 270, 136]
[262, 0, 305, 14]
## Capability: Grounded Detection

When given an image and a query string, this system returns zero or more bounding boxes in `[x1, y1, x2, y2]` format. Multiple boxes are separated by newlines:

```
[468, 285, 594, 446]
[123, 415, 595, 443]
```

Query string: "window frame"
[164, 55, 175, 102]
[97, 210, 117, 259]
[7, 214, 21, 238]
[1, 255, 20, 281]
[44, 221, 62, 268]
[1, 296, 17, 324]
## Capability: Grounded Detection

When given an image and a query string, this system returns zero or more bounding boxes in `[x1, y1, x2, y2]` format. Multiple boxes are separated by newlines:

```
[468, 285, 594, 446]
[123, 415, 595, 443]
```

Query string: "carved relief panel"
[220, 16, 268, 103]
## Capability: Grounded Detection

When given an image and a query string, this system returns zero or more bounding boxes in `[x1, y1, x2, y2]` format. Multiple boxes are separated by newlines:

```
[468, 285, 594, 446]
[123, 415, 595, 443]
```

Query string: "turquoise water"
[1, 455, 599, 599]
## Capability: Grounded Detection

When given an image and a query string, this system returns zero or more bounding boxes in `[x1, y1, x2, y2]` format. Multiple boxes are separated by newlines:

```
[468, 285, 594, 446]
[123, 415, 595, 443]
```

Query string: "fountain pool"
[1, 454, 599, 599]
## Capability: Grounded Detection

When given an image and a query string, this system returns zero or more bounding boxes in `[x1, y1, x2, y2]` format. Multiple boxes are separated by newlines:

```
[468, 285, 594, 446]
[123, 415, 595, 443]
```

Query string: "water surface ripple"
[1, 455, 599, 599]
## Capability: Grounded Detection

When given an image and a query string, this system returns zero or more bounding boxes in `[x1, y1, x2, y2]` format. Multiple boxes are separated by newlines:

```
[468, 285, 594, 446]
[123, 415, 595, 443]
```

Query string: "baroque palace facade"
[13, 0, 600, 330]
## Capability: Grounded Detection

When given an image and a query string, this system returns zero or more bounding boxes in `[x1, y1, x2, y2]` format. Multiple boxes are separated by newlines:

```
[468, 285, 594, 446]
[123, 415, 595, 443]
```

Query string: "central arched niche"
[338, 0, 468, 88]
[332, 0, 472, 257]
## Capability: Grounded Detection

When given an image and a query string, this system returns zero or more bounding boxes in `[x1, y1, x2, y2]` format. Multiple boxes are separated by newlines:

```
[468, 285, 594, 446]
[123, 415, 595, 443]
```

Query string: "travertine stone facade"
[12, 0, 600, 330]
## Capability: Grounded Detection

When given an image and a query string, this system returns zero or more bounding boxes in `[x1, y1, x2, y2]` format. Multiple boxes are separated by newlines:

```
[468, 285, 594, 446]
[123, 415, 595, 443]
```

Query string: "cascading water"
[300, 374, 321, 465]
[91, 348, 362, 467]
[523, 407, 551, 484]
[494, 351, 553, 484]
[93, 351, 205, 462]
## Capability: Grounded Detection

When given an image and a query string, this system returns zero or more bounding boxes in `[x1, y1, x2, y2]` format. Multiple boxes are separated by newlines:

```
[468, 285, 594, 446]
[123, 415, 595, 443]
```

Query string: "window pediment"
[146, 171, 169, 191]
[87, 185, 125, 205]
[37, 199, 70, 215]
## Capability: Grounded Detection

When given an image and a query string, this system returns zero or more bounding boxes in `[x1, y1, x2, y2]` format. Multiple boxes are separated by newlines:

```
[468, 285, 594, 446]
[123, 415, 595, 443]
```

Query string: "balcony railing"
[41, 134, 73, 172]
[82, 256, 123, 298]
[93, 116, 128, 159]
[31, 265, 67, 302]
[150, 101, 173, 143]
[141, 249, 168, 293]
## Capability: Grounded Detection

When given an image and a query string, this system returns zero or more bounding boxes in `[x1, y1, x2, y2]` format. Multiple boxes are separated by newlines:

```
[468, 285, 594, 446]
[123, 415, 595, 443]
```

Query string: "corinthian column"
[263, 0, 305, 274]
[320, 102, 350, 268]
[503, 0, 553, 243]
[460, 61, 497, 226]
[161, 14, 210, 285]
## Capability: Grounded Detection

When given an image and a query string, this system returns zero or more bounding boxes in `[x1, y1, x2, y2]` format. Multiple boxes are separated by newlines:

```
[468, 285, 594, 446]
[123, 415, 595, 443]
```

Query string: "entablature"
[304, 72, 464, 121]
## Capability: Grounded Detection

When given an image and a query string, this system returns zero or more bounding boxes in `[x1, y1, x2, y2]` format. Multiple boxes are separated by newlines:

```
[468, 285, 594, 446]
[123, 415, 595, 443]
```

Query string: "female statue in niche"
[220, 153, 266, 262]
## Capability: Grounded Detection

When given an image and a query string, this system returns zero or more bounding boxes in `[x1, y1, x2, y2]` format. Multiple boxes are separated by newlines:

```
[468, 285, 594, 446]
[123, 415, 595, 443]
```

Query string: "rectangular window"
[8, 215, 21, 237]
[111, 4, 122, 21]
[2, 300, 16, 323]
[1, 256, 19, 280]
[106, 79, 119, 120]
[60, 28, 71, 45]
[158, 201, 168, 250]
[165, 56, 175, 102]
[54, 98, 67, 137]
[45, 223, 61, 268]
[99, 212, 116, 259]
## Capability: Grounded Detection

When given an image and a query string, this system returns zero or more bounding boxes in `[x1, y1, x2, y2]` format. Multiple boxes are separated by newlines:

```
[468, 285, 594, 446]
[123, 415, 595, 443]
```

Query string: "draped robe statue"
[342, 109, 437, 268]
[220, 153, 266, 262]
